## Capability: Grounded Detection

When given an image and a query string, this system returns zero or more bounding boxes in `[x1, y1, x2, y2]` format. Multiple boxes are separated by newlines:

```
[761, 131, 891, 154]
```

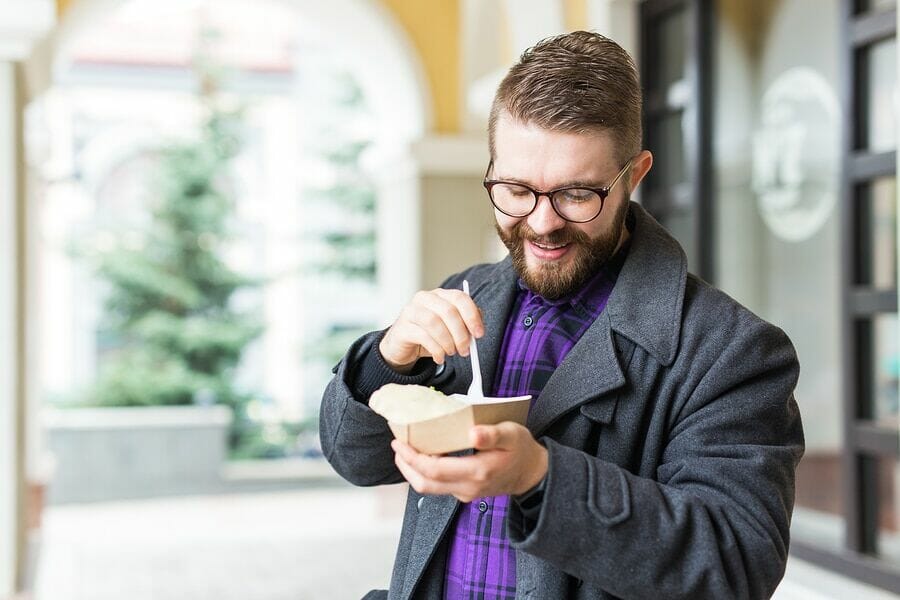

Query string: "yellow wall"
[380, 0, 460, 133]
[56, 0, 73, 17]
[564, 0, 588, 31]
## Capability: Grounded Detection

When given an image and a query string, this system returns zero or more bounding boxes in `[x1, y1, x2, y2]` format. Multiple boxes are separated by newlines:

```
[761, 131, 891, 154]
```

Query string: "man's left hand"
[391, 422, 549, 503]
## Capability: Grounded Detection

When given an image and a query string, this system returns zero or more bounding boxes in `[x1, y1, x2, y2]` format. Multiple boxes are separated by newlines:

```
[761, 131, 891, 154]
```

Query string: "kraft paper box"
[387, 394, 532, 455]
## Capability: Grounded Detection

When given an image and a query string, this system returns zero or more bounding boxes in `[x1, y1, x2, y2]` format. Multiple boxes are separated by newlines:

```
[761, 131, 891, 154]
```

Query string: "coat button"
[417, 497, 425, 511]
[523, 315, 534, 327]
[478, 500, 488, 513]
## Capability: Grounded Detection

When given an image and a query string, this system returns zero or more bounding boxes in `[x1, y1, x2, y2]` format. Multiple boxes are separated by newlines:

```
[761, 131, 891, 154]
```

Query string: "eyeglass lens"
[490, 184, 602, 222]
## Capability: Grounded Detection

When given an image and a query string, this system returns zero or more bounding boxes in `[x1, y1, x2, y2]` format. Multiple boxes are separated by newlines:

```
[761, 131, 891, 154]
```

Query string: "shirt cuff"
[351, 331, 438, 401]
[513, 472, 547, 521]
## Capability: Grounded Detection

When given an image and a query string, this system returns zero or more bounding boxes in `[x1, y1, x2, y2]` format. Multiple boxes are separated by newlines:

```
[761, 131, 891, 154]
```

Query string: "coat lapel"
[400, 494, 459, 599]
[522, 202, 688, 437]
[526, 312, 626, 437]
[605, 202, 687, 367]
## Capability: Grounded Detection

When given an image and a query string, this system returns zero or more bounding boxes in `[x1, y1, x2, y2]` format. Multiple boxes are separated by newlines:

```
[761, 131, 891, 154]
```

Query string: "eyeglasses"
[483, 159, 632, 223]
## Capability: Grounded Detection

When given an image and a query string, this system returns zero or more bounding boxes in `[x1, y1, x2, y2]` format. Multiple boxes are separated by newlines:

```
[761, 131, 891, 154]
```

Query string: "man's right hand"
[379, 289, 485, 374]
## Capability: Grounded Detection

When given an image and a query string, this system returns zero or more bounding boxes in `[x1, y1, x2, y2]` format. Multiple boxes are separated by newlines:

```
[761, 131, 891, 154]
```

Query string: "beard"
[495, 199, 629, 300]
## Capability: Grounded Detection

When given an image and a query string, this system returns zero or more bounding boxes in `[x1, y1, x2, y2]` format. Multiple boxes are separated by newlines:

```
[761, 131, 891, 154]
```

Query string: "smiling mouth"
[526, 240, 573, 261]
[531, 241, 569, 250]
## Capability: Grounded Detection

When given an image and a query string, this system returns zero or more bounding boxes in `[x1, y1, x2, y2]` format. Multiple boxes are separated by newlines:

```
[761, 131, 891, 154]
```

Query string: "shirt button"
[417, 497, 425, 511]
[523, 315, 534, 327]
[478, 500, 488, 513]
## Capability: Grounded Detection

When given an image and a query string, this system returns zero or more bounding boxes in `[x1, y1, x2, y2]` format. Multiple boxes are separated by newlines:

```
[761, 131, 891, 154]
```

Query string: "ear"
[627, 150, 653, 193]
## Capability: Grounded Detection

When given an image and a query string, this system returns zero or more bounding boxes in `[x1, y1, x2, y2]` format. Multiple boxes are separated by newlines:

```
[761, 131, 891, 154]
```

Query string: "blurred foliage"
[305, 325, 375, 368]
[78, 47, 267, 458]
[304, 73, 377, 282]
[303, 71, 378, 368]
[229, 416, 321, 460]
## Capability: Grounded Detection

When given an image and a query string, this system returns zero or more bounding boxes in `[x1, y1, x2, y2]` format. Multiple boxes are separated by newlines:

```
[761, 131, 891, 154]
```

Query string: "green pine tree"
[305, 71, 377, 281]
[83, 57, 262, 438]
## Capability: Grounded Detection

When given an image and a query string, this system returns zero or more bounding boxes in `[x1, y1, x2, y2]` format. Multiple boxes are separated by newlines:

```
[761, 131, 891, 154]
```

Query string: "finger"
[471, 422, 521, 450]
[394, 440, 481, 484]
[470, 425, 498, 450]
[388, 319, 447, 366]
[433, 288, 485, 338]
[391, 438, 414, 456]
[407, 302, 458, 359]
[406, 323, 448, 365]
[394, 452, 431, 494]
[382, 299, 450, 366]
[394, 450, 466, 497]
[418, 292, 476, 356]
[392, 438, 432, 467]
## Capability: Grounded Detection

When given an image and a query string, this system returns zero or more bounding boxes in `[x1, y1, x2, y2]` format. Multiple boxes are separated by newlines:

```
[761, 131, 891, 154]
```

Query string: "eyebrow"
[493, 174, 609, 189]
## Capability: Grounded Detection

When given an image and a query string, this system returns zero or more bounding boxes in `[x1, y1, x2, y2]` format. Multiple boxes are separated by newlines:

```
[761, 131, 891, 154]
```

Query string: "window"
[640, 0, 714, 279]
[642, 0, 900, 592]
[831, 0, 900, 584]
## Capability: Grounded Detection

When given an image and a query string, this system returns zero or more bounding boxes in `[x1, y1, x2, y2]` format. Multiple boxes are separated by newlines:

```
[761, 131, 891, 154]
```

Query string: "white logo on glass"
[752, 67, 840, 242]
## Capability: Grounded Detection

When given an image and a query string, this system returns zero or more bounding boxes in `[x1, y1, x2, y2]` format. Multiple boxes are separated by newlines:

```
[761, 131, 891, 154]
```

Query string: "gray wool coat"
[320, 202, 805, 600]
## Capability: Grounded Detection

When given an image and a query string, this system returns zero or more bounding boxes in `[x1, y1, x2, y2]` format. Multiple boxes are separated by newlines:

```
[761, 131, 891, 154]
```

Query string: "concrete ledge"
[411, 135, 488, 175]
[221, 458, 340, 483]
[774, 556, 899, 600]
[43, 405, 232, 429]
[44, 405, 233, 504]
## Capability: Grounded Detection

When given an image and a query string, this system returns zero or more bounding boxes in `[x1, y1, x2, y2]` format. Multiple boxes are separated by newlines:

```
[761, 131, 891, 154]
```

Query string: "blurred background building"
[1, 0, 898, 598]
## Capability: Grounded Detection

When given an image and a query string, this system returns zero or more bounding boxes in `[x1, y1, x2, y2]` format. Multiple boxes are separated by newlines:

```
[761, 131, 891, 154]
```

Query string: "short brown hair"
[488, 31, 642, 166]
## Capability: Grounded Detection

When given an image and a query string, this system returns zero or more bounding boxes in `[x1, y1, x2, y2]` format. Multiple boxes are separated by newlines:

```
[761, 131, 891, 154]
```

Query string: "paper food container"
[387, 394, 532, 455]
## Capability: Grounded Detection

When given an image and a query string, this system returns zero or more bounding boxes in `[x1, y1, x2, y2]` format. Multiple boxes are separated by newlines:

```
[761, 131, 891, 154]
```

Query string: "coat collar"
[468, 202, 688, 435]
[605, 201, 687, 367]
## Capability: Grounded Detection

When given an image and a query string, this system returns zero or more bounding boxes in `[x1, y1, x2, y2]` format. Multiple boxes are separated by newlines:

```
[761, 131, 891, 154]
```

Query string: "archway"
[24, 1, 430, 596]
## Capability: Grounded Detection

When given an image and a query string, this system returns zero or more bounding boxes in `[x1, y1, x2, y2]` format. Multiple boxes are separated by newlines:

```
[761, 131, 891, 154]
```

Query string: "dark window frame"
[639, 0, 714, 281]
[812, 0, 900, 590]
[639, 0, 900, 593]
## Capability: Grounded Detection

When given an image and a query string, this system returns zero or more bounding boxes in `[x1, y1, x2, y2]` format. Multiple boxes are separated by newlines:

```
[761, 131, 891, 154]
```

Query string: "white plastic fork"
[462, 280, 484, 398]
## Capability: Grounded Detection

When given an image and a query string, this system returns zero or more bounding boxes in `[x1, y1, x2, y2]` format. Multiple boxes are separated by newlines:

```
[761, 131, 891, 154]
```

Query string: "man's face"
[491, 114, 631, 299]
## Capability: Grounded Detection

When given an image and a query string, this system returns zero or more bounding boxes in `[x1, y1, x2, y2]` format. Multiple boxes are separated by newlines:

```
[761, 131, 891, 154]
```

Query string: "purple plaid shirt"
[442, 248, 628, 599]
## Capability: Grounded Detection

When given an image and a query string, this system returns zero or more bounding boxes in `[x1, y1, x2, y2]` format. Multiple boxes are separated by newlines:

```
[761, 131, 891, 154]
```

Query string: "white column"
[461, 0, 506, 133]
[365, 143, 422, 327]
[464, 0, 568, 130]
[0, 59, 19, 599]
[895, 5, 900, 472]
[502, 0, 565, 52]
[256, 102, 304, 420]
[0, 3, 55, 593]
[587, 0, 640, 60]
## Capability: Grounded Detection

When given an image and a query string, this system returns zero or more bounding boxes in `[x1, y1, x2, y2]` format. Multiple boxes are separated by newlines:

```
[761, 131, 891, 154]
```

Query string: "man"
[320, 31, 804, 600]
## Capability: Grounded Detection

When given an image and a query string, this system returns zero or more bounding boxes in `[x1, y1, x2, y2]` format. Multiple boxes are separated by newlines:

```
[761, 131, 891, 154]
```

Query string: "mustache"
[515, 224, 589, 247]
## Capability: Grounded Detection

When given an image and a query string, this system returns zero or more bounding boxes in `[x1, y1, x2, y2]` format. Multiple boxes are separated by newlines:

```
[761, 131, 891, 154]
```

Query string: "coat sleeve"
[318, 269, 475, 487]
[319, 331, 406, 486]
[507, 319, 804, 600]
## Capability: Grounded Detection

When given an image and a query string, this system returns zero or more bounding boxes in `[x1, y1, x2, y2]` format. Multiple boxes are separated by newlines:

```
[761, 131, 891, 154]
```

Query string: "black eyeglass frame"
[482, 159, 633, 223]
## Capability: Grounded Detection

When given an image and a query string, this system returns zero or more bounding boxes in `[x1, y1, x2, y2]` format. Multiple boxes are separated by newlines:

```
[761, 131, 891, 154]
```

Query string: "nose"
[526, 194, 567, 236]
